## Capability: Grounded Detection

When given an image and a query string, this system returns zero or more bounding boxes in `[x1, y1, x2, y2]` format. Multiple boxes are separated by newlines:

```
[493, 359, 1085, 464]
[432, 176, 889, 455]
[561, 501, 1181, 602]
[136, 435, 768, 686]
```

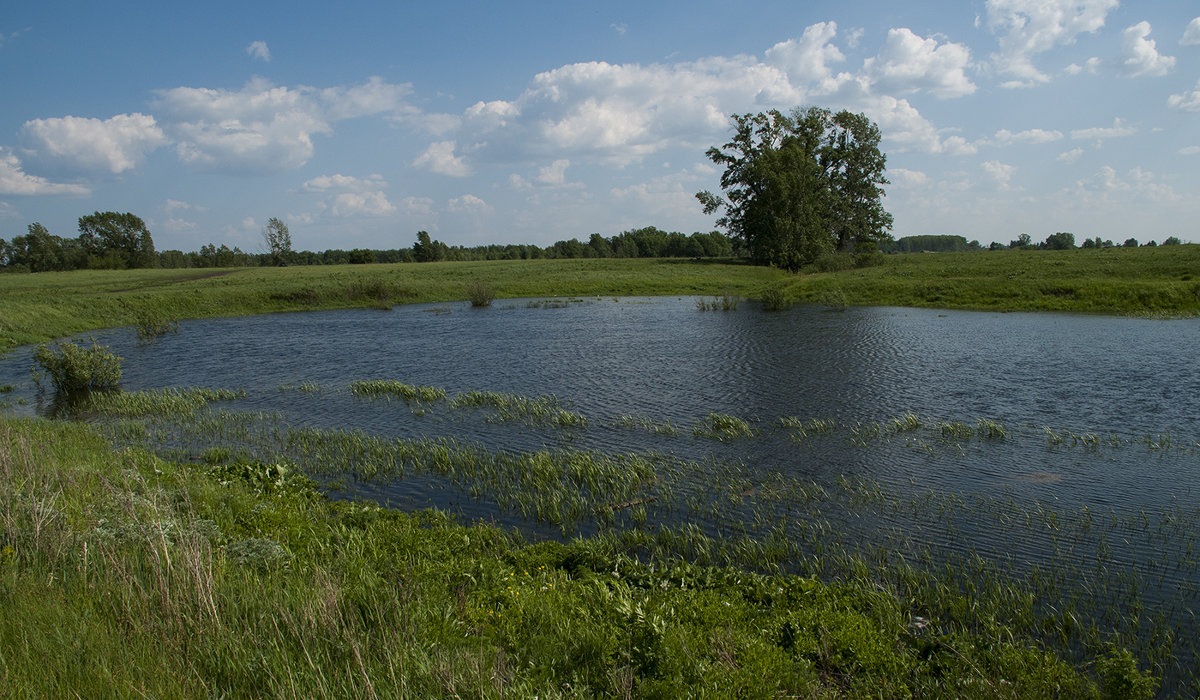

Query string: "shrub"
[466, 279, 494, 307]
[32, 340, 123, 394]
[853, 241, 885, 268]
[760, 284, 791, 311]
[811, 253, 854, 273]
[133, 311, 179, 343]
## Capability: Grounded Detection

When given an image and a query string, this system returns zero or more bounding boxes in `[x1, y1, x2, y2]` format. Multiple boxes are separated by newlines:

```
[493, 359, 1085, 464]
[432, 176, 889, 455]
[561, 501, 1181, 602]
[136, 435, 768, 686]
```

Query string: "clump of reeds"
[760, 284, 791, 312]
[693, 412, 757, 440]
[133, 311, 179, 343]
[696, 293, 740, 311]
[350, 379, 447, 403]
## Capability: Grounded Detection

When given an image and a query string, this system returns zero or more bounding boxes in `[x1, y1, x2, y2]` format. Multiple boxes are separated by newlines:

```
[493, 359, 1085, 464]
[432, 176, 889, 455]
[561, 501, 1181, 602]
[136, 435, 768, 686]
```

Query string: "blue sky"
[2, 0, 1198, 252]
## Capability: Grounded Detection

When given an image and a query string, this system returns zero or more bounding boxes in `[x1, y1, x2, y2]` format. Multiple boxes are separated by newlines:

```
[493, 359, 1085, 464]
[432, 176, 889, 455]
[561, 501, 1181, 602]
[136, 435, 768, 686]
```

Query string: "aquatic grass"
[84, 387, 246, 420]
[448, 389, 587, 428]
[350, 379, 447, 403]
[132, 310, 180, 343]
[693, 412, 758, 441]
[612, 414, 678, 436]
[695, 292, 740, 311]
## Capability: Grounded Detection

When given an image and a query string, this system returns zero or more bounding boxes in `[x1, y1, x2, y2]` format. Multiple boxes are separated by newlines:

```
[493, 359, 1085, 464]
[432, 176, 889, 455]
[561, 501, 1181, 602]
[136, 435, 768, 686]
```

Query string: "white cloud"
[1070, 118, 1137, 143]
[302, 173, 388, 193]
[981, 160, 1015, 189]
[0, 147, 90, 196]
[1070, 165, 1179, 203]
[863, 28, 975, 98]
[447, 194, 490, 213]
[985, 0, 1118, 87]
[302, 173, 394, 217]
[1117, 22, 1175, 77]
[331, 191, 395, 217]
[246, 41, 270, 62]
[164, 217, 198, 233]
[765, 22, 845, 86]
[400, 197, 435, 216]
[1181, 18, 1200, 46]
[154, 77, 413, 174]
[1057, 147, 1084, 162]
[535, 159, 570, 186]
[1180, 146, 1200, 155]
[165, 198, 207, 212]
[412, 141, 472, 176]
[20, 113, 167, 174]
[989, 128, 1063, 145]
[889, 168, 930, 187]
[1167, 80, 1200, 112]
[611, 23, 627, 36]
[1063, 57, 1102, 75]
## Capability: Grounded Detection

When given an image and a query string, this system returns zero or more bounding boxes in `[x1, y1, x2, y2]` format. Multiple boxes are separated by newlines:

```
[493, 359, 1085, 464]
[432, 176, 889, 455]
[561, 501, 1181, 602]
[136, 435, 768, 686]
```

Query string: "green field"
[2, 245, 1198, 356]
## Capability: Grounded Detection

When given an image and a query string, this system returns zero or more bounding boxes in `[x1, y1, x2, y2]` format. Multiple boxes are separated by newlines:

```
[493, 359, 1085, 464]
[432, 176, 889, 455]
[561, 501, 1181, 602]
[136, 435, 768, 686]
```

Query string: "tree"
[412, 231, 447, 262]
[1043, 232, 1075, 250]
[1123, 237, 1139, 248]
[77, 212, 156, 269]
[1163, 236, 1182, 246]
[263, 217, 292, 266]
[696, 107, 892, 271]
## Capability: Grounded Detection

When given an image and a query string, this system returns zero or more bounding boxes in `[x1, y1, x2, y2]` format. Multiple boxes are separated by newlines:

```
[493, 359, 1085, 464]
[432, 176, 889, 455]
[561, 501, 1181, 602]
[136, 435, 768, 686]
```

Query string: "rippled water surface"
[4, 298, 1198, 503]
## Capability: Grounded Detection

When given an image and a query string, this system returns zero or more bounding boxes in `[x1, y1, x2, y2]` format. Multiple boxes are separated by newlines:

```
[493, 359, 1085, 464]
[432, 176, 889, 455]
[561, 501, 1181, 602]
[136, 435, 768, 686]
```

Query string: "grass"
[0, 416, 1158, 698]
[3, 245, 1197, 357]
[0, 258, 784, 356]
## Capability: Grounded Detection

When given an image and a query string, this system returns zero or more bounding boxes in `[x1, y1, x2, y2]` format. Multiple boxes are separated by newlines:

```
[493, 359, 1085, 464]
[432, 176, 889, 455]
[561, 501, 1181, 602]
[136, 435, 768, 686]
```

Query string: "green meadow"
[2, 244, 1198, 356]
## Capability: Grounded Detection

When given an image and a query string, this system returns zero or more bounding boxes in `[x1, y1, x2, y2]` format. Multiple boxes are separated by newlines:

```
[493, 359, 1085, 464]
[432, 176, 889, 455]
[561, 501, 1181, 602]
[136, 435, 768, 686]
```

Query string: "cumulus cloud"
[1181, 18, 1200, 46]
[765, 22, 845, 86]
[246, 41, 270, 62]
[154, 77, 413, 174]
[1168, 80, 1200, 111]
[535, 159, 570, 186]
[20, 113, 167, 174]
[1070, 165, 1179, 203]
[413, 141, 472, 176]
[447, 194, 490, 213]
[1117, 22, 1175, 77]
[302, 173, 395, 217]
[1070, 118, 1137, 143]
[985, 0, 1118, 87]
[1063, 57, 1102, 75]
[862, 28, 975, 98]
[0, 147, 90, 196]
[888, 168, 930, 187]
[981, 160, 1015, 189]
[1057, 147, 1085, 162]
[989, 128, 1063, 145]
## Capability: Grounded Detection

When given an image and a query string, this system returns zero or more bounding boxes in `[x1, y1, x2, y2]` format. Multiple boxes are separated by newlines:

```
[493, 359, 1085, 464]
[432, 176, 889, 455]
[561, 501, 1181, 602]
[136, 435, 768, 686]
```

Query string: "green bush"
[760, 284, 792, 311]
[466, 279, 494, 307]
[32, 340, 123, 394]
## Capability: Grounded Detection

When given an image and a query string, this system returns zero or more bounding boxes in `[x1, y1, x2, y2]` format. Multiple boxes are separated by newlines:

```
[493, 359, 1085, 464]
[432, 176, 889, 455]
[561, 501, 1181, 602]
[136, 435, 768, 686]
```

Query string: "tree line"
[0, 215, 733, 272]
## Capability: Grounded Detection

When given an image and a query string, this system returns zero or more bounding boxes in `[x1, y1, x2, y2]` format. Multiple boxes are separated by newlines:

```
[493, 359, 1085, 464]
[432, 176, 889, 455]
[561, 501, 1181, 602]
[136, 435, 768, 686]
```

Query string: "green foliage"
[133, 310, 179, 343]
[32, 340, 123, 394]
[1096, 644, 1159, 699]
[262, 217, 292, 266]
[698, 106, 893, 270]
[1044, 232, 1076, 250]
[77, 211, 157, 269]
[759, 283, 791, 311]
[465, 278, 494, 306]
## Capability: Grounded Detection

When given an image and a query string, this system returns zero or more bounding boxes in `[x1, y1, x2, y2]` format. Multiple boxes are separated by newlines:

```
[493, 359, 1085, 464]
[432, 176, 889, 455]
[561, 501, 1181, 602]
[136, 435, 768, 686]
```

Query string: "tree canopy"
[696, 107, 893, 271]
[263, 217, 293, 266]
[77, 211, 156, 269]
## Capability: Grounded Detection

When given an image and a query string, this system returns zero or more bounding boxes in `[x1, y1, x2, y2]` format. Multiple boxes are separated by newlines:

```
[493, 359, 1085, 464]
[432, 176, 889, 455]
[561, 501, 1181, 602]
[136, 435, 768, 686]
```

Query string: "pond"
[3, 296, 1199, 687]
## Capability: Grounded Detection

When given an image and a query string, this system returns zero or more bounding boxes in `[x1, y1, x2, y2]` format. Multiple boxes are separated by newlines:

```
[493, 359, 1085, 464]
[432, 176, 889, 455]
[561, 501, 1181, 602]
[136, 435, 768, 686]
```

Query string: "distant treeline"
[1, 218, 733, 272]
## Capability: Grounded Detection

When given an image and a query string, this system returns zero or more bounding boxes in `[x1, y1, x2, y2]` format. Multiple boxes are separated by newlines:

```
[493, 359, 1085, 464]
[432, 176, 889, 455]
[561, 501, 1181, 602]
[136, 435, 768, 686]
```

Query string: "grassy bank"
[0, 417, 1154, 697]
[782, 245, 1200, 316]
[0, 259, 785, 355]
[3, 245, 1198, 356]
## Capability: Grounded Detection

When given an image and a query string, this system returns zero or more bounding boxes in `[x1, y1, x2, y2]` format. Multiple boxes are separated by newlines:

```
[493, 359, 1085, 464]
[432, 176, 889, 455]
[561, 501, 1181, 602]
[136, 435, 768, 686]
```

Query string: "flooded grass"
[14, 378, 1200, 694]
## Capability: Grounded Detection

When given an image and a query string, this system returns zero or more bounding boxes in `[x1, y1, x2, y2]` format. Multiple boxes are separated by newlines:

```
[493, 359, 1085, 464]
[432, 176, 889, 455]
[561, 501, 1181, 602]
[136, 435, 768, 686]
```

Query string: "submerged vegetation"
[0, 413, 1171, 698]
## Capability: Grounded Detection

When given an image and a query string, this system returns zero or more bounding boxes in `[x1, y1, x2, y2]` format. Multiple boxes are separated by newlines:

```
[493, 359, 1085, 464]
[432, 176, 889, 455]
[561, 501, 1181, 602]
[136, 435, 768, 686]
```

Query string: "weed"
[466, 279, 495, 307]
[32, 340, 123, 394]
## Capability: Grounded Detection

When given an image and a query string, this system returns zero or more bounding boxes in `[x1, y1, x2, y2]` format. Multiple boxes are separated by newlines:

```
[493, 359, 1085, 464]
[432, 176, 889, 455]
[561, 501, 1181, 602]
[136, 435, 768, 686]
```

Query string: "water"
[5, 297, 1196, 503]
[4, 297, 1199, 686]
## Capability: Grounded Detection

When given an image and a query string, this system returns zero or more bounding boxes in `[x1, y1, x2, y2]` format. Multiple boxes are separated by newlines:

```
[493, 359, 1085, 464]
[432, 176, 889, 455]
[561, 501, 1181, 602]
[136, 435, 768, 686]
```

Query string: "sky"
[2, 0, 1199, 253]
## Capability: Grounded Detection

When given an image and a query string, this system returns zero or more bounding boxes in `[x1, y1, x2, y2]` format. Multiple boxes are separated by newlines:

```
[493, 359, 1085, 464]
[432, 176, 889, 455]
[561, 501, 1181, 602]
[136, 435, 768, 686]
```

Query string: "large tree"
[77, 211, 156, 269]
[696, 107, 892, 271]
